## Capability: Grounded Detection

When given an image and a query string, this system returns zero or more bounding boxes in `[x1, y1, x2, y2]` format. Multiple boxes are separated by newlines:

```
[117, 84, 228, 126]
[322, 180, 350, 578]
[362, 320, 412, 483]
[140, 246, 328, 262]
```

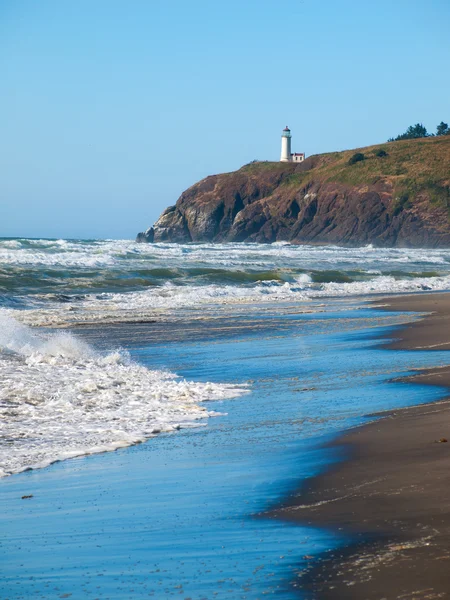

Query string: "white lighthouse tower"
[280, 126, 305, 163]
[280, 126, 292, 162]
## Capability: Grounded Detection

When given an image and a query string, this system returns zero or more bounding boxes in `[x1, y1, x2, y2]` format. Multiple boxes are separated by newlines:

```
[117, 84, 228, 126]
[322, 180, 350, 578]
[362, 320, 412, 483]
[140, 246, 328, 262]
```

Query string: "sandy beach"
[271, 292, 450, 599]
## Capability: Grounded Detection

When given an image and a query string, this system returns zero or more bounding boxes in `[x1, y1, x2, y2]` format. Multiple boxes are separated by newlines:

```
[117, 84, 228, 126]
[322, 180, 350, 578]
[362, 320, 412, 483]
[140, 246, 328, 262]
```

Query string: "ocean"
[1, 238, 450, 598]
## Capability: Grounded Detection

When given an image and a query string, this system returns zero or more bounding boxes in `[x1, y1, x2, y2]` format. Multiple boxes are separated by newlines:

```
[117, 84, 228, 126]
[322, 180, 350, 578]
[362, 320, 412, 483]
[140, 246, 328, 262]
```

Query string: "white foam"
[1, 238, 450, 269]
[316, 274, 447, 296]
[0, 313, 247, 477]
[2, 238, 450, 327]
[7, 272, 450, 328]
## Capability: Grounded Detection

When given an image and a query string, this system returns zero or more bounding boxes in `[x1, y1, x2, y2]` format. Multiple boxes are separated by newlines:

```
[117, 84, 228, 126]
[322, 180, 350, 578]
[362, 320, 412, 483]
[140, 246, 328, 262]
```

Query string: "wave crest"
[0, 314, 247, 477]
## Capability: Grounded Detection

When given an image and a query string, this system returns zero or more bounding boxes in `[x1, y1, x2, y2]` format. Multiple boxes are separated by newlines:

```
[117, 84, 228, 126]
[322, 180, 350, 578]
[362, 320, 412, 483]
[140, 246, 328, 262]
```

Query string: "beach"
[273, 293, 450, 599]
[3, 240, 450, 598]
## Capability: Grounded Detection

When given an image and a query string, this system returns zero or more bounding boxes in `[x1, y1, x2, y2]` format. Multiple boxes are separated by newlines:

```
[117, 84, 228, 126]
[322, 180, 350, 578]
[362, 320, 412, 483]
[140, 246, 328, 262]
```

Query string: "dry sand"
[272, 292, 450, 599]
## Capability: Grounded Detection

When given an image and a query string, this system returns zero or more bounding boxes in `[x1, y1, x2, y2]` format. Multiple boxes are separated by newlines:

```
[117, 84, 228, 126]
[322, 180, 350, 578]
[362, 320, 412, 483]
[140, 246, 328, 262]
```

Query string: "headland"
[137, 135, 450, 247]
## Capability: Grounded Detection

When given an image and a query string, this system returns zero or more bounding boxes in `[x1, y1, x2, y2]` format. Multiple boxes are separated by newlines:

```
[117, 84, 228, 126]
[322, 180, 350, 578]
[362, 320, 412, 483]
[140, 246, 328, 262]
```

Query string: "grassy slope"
[240, 136, 450, 212]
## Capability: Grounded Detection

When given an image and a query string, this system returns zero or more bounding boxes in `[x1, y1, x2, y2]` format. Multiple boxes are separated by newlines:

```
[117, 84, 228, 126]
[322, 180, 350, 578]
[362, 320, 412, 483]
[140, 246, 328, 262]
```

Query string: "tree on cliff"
[389, 123, 429, 142]
[436, 121, 450, 136]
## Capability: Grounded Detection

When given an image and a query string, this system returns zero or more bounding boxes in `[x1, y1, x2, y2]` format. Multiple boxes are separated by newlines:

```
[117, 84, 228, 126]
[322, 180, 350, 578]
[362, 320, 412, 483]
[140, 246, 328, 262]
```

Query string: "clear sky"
[1, 0, 449, 239]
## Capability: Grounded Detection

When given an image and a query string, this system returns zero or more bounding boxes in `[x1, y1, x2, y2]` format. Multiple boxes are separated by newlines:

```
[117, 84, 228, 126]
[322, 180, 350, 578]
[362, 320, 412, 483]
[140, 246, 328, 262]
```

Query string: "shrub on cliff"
[348, 153, 365, 165]
[375, 149, 388, 157]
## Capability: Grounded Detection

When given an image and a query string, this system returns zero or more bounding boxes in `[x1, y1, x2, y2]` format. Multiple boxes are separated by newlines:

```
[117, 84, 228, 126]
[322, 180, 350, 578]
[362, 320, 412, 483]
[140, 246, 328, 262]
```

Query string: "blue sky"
[1, 0, 449, 239]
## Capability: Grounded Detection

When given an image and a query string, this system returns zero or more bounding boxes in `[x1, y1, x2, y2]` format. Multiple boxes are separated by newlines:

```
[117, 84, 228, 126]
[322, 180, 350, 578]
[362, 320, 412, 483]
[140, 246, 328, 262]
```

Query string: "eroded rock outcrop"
[137, 136, 450, 247]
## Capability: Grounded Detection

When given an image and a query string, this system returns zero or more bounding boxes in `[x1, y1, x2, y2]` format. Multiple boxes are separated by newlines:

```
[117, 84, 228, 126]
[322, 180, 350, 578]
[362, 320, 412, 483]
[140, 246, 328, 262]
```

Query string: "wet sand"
[272, 292, 450, 599]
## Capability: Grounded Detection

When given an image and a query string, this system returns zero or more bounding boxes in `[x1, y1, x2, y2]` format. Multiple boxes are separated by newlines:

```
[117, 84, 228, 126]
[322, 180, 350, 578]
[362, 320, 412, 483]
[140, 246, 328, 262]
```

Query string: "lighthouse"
[280, 126, 305, 163]
[280, 126, 292, 162]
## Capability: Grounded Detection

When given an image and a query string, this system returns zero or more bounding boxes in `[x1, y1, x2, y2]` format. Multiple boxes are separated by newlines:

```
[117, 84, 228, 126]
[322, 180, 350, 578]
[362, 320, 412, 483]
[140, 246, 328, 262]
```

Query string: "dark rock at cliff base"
[136, 228, 154, 243]
[137, 136, 450, 247]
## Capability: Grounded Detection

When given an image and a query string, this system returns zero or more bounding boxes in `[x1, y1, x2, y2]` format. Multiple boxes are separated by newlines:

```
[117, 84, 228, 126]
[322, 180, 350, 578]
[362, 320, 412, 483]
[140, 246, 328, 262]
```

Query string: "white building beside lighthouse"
[280, 126, 305, 163]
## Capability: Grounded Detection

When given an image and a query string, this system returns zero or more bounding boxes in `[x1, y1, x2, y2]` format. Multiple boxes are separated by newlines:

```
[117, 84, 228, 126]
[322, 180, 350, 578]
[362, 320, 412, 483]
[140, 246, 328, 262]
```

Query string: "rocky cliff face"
[137, 136, 450, 247]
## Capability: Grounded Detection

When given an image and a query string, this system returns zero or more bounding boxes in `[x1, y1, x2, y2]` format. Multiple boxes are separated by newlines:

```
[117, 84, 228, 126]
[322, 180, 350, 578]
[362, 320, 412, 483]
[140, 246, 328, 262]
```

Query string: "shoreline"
[271, 292, 450, 598]
[3, 291, 450, 598]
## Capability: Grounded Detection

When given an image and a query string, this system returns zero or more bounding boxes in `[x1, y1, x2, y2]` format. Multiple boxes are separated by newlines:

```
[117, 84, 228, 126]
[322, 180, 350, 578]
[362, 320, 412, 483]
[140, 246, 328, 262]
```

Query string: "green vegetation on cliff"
[243, 136, 450, 214]
[388, 120, 450, 141]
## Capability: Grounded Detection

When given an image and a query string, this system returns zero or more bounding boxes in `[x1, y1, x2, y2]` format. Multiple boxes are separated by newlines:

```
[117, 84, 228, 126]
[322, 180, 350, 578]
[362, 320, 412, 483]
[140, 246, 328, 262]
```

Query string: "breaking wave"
[0, 313, 247, 477]
[6, 272, 450, 328]
[2, 239, 450, 322]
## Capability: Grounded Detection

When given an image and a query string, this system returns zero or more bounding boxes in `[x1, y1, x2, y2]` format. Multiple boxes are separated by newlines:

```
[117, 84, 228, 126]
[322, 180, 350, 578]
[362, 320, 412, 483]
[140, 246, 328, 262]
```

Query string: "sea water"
[1, 239, 450, 598]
